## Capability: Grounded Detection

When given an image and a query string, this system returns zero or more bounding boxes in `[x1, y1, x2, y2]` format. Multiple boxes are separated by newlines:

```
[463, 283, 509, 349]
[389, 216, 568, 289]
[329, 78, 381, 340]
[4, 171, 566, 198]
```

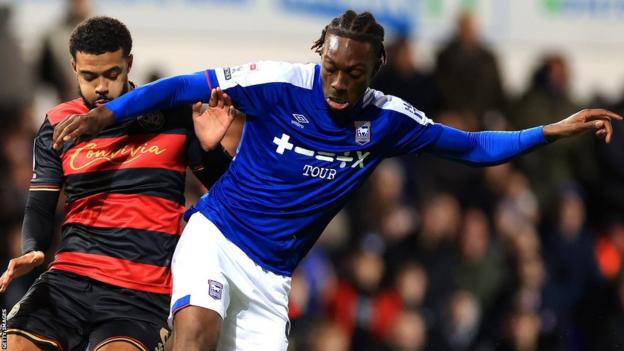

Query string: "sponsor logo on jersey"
[272, 133, 371, 180]
[69, 141, 167, 171]
[272, 133, 370, 168]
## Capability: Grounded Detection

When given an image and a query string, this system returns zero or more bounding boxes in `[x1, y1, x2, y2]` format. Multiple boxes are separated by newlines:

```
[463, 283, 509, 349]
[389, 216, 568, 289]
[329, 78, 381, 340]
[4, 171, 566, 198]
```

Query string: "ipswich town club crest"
[354, 121, 371, 145]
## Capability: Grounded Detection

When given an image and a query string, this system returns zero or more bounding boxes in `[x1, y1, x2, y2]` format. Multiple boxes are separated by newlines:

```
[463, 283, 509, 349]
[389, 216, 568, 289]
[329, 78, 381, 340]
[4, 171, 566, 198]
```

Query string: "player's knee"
[172, 306, 221, 351]
[6, 334, 47, 351]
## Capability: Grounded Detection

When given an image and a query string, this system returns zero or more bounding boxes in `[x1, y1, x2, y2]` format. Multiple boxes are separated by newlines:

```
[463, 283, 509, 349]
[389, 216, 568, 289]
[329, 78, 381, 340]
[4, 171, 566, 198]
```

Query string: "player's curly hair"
[312, 10, 387, 69]
[69, 16, 132, 59]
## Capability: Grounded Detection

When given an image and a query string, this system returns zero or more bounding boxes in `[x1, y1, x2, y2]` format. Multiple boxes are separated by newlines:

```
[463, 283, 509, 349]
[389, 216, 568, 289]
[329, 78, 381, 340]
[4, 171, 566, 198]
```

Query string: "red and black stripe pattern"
[37, 98, 203, 294]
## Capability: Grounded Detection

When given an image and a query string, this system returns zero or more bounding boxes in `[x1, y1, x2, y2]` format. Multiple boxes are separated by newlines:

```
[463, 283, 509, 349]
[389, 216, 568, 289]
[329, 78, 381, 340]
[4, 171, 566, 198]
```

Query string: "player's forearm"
[427, 125, 548, 166]
[21, 190, 60, 254]
[193, 144, 232, 189]
[106, 72, 209, 123]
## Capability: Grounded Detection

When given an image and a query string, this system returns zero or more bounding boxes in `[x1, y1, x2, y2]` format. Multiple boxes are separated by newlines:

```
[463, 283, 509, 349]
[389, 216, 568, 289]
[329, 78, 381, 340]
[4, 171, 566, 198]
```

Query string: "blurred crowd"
[1, 2, 624, 351]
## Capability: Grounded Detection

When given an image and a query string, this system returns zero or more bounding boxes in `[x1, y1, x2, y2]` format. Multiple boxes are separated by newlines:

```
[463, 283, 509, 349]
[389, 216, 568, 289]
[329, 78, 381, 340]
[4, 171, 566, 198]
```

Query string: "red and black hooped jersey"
[33, 98, 214, 294]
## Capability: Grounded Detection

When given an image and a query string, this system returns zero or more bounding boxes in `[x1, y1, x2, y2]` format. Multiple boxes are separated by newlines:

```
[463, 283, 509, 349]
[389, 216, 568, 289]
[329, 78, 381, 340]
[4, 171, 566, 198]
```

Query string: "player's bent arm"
[106, 72, 210, 123]
[425, 124, 548, 166]
[0, 189, 57, 293]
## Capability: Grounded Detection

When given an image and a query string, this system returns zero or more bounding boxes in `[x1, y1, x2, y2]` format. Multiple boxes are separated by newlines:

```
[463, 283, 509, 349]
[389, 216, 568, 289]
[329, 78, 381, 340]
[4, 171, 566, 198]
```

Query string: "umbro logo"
[291, 114, 309, 129]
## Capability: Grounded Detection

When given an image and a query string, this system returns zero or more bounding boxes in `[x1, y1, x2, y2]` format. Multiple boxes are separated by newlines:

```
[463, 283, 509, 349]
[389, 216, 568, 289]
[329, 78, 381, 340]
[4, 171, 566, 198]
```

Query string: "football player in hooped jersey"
[52, 10, 622, 351]
[0, 16, 239, 351]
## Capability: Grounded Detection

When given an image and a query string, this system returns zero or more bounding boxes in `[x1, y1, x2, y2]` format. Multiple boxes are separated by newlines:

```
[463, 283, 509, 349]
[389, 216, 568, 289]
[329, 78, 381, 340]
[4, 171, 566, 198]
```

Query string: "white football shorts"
[169, 212, 291, 350]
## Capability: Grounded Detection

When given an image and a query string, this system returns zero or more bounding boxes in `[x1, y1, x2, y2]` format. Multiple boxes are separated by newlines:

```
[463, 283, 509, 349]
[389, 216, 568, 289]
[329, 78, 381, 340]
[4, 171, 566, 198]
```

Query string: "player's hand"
[192, 87, 245, 151]
[0, 251, 44, 293]
[542, 108, 623, 144]
[52, 106, 115, 150]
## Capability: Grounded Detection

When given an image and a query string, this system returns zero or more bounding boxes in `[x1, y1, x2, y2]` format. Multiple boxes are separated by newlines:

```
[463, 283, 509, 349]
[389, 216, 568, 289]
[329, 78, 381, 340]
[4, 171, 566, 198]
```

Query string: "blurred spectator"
[305, 318, 351, 351]
[494, 170, 540, 242]
[512, 255, 547, 319]
[371, 36, 440, 117]
[429, 290, 489, 351]
[289, 245, 337, 350]
[453, 209, 506, 314]
[37, 0, 91, 101]
[382, 310, 428, 351]
[374, 262, 432, 342]
[434, 11, 507, 127]
[542, 186, 603, 315]
[328, 235, 386, 351]
[587, 95, 624, 222]
[0, 128, 34, 219]
[510, 54, 588, 212]
[511, 54, 576, 129]
[540, 185, 604, 350]
[498, 310, 543, 351]
[361, 159, 418, 244]
[0, 4, 33, 134]
[386, 193, 459, 314]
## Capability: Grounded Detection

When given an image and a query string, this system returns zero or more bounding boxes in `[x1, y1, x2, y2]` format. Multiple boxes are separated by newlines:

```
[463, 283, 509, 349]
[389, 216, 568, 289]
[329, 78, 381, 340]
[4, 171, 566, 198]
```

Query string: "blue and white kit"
[106, 61, 547, 350]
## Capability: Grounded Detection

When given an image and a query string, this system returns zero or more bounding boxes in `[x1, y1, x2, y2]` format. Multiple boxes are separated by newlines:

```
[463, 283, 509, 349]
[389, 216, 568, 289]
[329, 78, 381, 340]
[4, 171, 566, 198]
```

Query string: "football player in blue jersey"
[51, 10, 621, 351]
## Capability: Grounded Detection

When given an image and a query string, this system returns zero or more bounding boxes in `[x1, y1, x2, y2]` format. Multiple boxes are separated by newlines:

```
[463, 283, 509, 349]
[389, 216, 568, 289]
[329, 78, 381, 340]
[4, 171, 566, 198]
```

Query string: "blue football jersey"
[193, 61, 441, 276]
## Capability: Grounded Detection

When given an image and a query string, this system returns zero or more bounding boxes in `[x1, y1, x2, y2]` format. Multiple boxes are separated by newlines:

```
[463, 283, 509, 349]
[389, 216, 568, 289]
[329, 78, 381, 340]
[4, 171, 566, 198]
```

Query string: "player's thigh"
[173, 306, 222, 351]
[6, 334, 47, 351]
[171, 213, 231, 321]
[218, 301, 290, 351]
[6, 270, 91, 351]
[218, 274, 290, 350]
[93, 341, 143, 351]
[88, 283, 171, 351]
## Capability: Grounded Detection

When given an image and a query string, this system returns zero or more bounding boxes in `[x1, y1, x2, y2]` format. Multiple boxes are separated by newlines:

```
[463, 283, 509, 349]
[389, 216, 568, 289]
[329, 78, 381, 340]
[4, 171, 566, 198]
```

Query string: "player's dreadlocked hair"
[312, 10, 387, 69]
[69, 16, 132, 59]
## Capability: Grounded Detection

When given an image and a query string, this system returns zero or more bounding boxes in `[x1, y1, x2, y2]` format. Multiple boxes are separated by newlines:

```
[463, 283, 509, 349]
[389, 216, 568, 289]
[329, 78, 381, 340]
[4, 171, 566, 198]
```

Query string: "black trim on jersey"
[64, 168, 186, 204]
[58, 224, 178, 267]
[22, 190, 60, 254]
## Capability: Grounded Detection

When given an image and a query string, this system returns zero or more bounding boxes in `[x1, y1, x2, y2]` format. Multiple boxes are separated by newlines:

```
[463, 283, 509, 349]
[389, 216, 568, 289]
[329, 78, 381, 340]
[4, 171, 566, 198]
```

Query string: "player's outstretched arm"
[426, 125, 548, 166]
[52, 72, 209, 149]
[426, 109, 622, 166]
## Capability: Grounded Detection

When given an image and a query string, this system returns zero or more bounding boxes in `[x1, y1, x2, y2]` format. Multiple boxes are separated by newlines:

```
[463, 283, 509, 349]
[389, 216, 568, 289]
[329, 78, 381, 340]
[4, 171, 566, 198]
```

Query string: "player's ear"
[126, 54, 134, 73]
[71, 59, 77, 73]
[370, 57, 383, 80]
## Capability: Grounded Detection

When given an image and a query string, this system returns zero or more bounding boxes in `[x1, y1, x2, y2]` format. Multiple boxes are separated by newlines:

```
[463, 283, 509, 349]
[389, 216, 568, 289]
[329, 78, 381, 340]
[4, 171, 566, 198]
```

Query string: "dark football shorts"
[6, 269, 170, 351]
